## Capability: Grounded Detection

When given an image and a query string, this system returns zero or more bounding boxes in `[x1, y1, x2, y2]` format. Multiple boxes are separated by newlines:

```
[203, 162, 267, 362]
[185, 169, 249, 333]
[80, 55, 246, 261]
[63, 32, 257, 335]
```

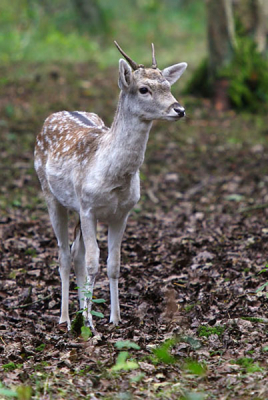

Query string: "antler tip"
[151, 43, 157, 69]
[114, 40, 139, 71]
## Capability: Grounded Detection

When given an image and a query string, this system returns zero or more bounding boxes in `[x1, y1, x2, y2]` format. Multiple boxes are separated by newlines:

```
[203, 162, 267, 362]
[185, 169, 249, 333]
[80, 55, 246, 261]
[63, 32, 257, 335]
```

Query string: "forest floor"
[0, 63, 268, 400]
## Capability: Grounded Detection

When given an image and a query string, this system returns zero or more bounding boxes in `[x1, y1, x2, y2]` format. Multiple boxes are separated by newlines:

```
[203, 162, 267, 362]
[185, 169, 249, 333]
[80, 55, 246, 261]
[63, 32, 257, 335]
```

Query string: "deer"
[34, 41, 187, 332]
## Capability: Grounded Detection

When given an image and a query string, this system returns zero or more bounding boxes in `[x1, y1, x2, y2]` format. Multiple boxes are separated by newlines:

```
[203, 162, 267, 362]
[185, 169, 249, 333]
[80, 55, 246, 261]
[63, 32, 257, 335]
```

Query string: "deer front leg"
[107, 215, 128, 325]
[80, 211, 99, 330]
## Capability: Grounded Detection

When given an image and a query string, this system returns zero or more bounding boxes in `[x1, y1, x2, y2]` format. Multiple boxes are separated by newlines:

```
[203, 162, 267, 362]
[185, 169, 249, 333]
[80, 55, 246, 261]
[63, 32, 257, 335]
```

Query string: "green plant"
[152, 338, 177, 364]
[0, 383, 31, 400]
[71, 288, 106, 337]
[256, 264, 268, 297]
[81, 287, 106, 319]
[3, 362, 22, 371]
[81, 326, 92, 341]
[231, 357, 263, 373]
[111, 340, 141, 372]
[180, 393, 206, 400]
[111, 352, 139, 372]
[183, 359, 207, 376]
[241, 316, 264, 323]
[115, 340, 141, 350]
[198, 325, 225, 338]
[223, 38, 268, 112]
[0, 383, 17, 398]
[185, 58, 212, 98]
[35, 343, 45, 352]
[186, 34, 268, 113]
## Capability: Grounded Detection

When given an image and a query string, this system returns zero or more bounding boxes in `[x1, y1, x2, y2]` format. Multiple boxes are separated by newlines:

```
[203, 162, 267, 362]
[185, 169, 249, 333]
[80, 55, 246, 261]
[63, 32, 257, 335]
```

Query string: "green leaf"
[16, 386, 32, 400]
[129, 372, 145, 383]
[81, 326, 92, 340]
[92, 298, 106, 303]
[111, 351, 139, 372]
[181, 393, 206, 400]
[183, 336, 201, 350]
[256, 282, 268, 293]
[152, 339, 176, 364]
[90, 310, 104, 318]
[258, 265, 268, 274]
[0, 387, 18, 397]
[83, 292, 92, 299]
[225, 194, 244, 202]
[115, 340, 140, 350]
[183, 360, 207, 376]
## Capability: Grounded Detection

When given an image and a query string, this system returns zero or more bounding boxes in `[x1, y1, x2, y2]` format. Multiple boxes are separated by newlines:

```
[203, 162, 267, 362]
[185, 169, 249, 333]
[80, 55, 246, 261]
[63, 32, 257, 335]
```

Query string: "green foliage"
[182, 336, 202, 350]
[35, 343, 45, 352]
[231, 357, 263, 373]
[180, 393, 206, 400]
[152, 338, 177, 364]
[198, 325, 225, 338]
[0, 383, 32, 400]
[111, 351, 139, 372]
[81, 326, 92, 341]
[241, 316, 264, 323]
[71, 310, 85, 335]
[223, 38, 268, 113]
[185, 58, 212, 98]
[3, 362, 22, 371]
[256, 264, 268, 297]
[183, 359, 207, 376]
[15, 386, 32, 400]
[0, 0, 206, 66]
[187, 33, 268, 113]
[90, 310, 104, 318]
[115, 340, 141, 350]
[0, 383, 17, 398]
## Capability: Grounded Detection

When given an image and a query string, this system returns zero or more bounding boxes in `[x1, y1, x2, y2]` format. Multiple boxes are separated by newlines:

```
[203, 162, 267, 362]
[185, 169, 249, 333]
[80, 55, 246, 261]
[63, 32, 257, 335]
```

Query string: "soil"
[0, 63, 268, 399]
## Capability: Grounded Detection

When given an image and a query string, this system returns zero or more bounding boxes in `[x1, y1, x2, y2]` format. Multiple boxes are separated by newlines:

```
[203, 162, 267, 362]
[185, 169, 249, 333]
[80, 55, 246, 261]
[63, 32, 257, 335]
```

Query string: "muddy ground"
[0, 63, 268, 399]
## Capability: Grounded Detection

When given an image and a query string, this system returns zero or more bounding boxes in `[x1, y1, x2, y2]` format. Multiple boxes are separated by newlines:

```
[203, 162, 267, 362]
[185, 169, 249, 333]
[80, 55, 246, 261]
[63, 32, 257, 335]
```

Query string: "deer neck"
[103, 92, 153, 176]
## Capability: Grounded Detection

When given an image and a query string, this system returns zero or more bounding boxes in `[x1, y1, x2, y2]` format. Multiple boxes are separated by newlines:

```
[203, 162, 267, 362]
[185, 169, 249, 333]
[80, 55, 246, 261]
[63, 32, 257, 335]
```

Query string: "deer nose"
[174, 105, 185, 118]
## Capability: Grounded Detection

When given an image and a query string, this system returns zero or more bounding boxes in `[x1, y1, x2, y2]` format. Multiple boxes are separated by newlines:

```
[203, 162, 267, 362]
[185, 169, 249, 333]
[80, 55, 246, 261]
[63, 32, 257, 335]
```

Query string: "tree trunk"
[233, 0, 268, 54]
[252, 0, 267, 53]
[206, 0, 236, 77]
[206, 0, 236, 110]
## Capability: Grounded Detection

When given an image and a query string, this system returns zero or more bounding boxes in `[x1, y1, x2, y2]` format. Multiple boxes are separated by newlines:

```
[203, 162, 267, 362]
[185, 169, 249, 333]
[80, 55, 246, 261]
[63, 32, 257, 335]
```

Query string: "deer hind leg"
[80, 210, 100, 330]
[107, 215, 128, 325]
[46, 195, 71, 329]
[71, 222, 86, 311]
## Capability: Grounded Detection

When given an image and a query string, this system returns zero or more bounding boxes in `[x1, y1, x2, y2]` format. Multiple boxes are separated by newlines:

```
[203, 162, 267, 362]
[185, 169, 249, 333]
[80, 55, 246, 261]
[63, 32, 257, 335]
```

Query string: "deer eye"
[139, 87, 149, 94]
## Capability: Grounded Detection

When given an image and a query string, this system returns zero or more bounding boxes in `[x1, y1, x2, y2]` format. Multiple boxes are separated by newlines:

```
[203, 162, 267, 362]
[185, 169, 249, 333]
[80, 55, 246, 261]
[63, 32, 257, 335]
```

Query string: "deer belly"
[47, 171, 80, 211]
[87, 184, 140, 222]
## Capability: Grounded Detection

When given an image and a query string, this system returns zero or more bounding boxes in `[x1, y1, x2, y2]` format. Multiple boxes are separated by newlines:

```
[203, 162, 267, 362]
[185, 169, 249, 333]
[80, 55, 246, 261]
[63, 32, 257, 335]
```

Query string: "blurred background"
[0, 0, 206, 68]
[1, 0, 268, 112]
[1, 0, 268, 211]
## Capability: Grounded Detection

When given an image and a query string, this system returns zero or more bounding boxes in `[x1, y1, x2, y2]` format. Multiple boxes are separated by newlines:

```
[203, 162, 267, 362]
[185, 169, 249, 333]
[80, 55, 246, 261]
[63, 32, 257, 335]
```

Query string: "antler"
[114, 41, 144, 70]
[151, 43, 157, 69]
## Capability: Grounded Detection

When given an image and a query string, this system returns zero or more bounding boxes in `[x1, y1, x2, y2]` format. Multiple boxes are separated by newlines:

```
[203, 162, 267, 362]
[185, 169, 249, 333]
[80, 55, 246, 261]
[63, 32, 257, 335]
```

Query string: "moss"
[198, 325, 225, 338]
[71, 311, 85, 335]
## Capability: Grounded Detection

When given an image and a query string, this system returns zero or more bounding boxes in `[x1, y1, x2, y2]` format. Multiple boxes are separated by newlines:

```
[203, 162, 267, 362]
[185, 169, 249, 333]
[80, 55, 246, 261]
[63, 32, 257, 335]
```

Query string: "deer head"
[114, 41, 187, 121]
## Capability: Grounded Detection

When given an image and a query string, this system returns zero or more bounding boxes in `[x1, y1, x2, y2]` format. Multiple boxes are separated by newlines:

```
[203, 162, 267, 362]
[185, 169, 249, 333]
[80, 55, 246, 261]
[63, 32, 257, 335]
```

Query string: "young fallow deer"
[34, 41, 187, 331]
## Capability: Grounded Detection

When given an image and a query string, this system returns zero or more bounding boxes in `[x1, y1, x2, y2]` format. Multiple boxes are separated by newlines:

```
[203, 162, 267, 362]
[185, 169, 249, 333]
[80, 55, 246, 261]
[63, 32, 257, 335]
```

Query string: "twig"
[10, 294, 52, 309]
[238, 203, 268, 213]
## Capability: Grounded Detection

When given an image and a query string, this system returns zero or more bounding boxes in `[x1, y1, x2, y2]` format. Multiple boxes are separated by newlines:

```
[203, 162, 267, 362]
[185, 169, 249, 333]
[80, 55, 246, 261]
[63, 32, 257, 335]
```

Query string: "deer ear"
[118, 59, 133, 89]
[162, 62, 187, 85]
